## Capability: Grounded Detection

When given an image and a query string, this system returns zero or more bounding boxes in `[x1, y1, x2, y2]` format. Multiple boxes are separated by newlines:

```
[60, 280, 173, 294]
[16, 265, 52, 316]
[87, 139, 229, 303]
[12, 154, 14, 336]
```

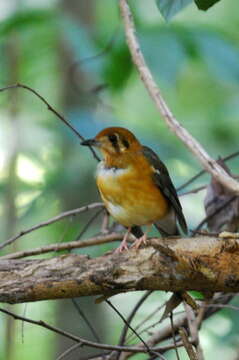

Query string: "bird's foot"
[114, 228, 131, 253]
[131, 234, 147, 249]
[115, 240, 129, 253]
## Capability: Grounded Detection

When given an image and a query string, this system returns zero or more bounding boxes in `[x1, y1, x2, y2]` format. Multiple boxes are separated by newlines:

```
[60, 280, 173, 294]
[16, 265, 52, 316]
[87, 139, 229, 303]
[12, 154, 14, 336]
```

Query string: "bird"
[81, 127, 187, 252]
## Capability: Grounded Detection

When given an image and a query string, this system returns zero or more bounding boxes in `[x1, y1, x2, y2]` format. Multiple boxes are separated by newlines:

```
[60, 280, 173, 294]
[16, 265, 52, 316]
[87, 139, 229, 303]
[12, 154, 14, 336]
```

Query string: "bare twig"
[179, 186, 206, 197]
[1, 232, 124, 259]
[193, 196, 236, 232]
[179, 327, 198, 360]
[105, 300, 151, 353]
[56, 343, 83, 360]
[106, 295, 234, 360]
[184, 303, 204, 360]
[203, 303, 239, 311]
[0, 307, 183, 354]
[74, 208, 104, 241]
[119, 0, 239, 194]
[177, 150, 239, 192]
[118, 291, 152, 348]
[126, 301, 167, 343]
[71, 298, 102, 343]
[0, 83, 100, 161]
[170, 313, 180, 360]
[70, 26, 119, 94]
[0, 202, 103, 251]
[177, 170, 206, 193]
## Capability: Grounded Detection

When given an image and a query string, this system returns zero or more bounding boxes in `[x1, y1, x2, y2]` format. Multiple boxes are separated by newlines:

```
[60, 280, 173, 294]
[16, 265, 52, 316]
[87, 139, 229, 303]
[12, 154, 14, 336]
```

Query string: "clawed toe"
[114, 242, 129, 253]
[131, 234, 147, 249]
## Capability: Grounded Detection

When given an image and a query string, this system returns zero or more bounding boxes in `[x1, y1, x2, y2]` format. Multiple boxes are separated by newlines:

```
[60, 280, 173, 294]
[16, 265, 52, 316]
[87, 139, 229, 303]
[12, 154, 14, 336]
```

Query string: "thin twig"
[0, 202, 103, 251]
[193, 196, 236, 232]
[118, 291, 152, 347]
[170, 313, 180, 360]
[106, 300, 150, 351]
[126, 301, 167, 343]
[0, 307, 183, 354]
[177, 150, 239, 192]
[105, 300, 166, 360]
[184, 303, 204, 360]
[177, 170, 205, 193]
[70, 26, 119, 94]
[79, 351, 111, 360]
[1, 232, 124, 259]
[203, 303, 239, 311]
[56, 343, 83, 360]
[120, 294, 234, 360]
[179, 327, 198, 360]
[179, 186, 206, 197]
[119, 0, 239, 194]
[0, 83, 100, 161]
[75, 209, 104, 241]
[71, 298, 101, 343]
[115, 292, 152, 360]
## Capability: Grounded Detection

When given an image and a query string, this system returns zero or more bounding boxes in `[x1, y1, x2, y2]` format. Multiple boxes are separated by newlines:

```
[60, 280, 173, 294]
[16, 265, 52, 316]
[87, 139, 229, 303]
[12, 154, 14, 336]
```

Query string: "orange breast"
[96, 161, 169, 227]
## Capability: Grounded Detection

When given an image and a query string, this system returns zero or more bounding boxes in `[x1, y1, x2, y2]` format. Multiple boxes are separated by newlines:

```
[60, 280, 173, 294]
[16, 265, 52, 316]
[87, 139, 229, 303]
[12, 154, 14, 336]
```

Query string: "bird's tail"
[154, 208, 180, 236]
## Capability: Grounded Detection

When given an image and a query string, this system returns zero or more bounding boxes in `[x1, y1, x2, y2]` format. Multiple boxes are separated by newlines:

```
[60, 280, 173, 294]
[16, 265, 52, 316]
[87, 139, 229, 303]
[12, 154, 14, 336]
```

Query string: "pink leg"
[115, 227, 131, 253]
[131, 233, 147, 249]
[131, 225, 151, 249]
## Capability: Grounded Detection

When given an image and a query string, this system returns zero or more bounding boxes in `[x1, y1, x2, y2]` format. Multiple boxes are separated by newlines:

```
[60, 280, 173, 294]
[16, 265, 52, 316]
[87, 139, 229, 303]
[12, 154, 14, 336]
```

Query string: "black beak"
[81, 138, 99, 147]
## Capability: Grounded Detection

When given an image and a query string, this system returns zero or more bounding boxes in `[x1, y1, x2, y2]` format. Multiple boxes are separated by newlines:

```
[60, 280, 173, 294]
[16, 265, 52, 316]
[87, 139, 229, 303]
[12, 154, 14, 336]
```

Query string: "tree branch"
[119, 0, 239, 195]
[0, 83, 100, 161]
[1, 236, 239, 304]
[1, 232, 123, 260]
[0, 202, 103, 250]
[0, 307, 184, 354]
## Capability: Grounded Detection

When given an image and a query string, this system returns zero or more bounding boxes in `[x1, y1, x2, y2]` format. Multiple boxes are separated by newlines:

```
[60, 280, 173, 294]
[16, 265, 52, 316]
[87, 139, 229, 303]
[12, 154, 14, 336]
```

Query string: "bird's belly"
[97, 166, 169, 227]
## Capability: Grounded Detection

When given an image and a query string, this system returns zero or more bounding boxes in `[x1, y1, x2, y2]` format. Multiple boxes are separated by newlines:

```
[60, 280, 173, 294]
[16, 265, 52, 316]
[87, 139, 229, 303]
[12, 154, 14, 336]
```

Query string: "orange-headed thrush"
[81, 127, 187, 252]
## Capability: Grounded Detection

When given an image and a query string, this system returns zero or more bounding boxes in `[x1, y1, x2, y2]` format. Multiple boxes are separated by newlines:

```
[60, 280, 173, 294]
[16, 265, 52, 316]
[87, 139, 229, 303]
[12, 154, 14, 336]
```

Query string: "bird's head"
[81, 127, 141, 161]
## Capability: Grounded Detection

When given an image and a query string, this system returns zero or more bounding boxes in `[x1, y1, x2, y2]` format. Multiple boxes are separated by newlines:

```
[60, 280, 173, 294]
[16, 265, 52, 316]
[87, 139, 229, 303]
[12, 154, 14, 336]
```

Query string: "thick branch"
[1, 236, 239, 304]
[119, 0, 239, 195]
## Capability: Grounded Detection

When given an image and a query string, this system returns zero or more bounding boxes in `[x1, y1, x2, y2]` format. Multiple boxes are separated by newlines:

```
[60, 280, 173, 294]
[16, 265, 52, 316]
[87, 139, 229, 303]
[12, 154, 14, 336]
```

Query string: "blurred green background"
[0, 0, 239, 359]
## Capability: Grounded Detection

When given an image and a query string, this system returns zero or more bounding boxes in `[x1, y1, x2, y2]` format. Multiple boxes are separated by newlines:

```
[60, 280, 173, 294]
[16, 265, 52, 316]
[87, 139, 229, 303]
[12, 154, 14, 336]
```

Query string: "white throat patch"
[96, 162, 128, 178]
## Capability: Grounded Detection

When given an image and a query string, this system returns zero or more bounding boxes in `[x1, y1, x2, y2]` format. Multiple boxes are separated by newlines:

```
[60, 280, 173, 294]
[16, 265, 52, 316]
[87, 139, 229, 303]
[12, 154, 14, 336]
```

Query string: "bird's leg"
[131, 225, 151, 249]
[115, 227, 131, 253]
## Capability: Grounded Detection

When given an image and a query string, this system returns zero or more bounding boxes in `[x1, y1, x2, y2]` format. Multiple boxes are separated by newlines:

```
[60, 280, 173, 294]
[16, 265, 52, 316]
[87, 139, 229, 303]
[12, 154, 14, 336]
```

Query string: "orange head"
[81, 127, 142, 163]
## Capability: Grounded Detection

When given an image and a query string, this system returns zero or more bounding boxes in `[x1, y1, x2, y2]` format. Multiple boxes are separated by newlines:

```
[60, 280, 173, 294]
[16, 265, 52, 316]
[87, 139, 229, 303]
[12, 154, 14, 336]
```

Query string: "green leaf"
[194, 0, 221, 11]
[155, 0, 193, 20]
[0, 10, 54, 37]
[103, 33, 133, 90]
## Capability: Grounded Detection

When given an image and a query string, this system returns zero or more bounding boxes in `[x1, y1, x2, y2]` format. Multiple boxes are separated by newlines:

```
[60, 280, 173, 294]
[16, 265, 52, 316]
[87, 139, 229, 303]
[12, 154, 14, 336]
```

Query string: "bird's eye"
[108, 134, 118, 144]
[122, 138, 129, 149]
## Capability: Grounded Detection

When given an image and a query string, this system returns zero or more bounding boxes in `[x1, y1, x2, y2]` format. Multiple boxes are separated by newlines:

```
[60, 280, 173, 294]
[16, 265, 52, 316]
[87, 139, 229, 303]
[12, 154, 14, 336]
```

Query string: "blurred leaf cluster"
[156, 0, 222, 20]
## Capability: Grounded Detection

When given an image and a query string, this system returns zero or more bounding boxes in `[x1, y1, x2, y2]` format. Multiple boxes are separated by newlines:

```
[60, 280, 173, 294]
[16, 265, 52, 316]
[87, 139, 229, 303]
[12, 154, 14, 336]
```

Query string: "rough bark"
[1, 235, 239, 304]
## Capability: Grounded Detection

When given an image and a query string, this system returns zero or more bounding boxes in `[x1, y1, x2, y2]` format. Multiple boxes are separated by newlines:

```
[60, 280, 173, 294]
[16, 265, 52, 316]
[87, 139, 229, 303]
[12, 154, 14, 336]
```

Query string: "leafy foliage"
[155, 0, 192, 20]
[155, 0, 222, 19]
[194, 0, 221, 10]
[0, 9, 54, 37]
